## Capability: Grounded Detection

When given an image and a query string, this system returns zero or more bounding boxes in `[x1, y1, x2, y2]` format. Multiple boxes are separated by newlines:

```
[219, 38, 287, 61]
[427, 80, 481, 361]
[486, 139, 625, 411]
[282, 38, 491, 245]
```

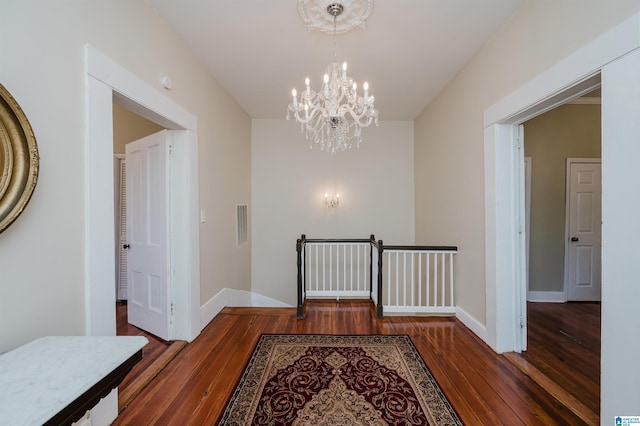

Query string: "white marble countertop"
[0, 335, 148, 426]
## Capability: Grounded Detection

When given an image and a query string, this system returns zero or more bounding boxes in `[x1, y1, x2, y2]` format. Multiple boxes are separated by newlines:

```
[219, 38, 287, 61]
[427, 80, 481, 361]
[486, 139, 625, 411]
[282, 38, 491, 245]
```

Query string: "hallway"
[114, 300, 596, 425]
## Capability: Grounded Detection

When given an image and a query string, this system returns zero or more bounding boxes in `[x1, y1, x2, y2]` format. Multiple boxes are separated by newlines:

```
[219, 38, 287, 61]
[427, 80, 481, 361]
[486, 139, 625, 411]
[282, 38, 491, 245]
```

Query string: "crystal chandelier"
[287, 2, 379, 153]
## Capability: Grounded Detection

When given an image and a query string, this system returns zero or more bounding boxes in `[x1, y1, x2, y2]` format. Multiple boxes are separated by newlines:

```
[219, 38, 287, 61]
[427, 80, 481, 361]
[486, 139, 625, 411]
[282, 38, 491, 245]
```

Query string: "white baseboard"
[455, 305, 487, 342]
[527, 291, 566, 303]
[202, 293, 490, 347]
[200, 289, 292, 330]
[200, 288, 230, 330]
[251, 292, 292, 307]
[225, 289, 254, 307]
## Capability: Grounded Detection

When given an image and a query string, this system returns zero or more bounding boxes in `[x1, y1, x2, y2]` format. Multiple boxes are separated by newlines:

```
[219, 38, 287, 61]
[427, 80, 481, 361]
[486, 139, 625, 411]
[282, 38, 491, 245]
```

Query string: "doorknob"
[123, 244, 130, 249]
[570, 237, 579, 242]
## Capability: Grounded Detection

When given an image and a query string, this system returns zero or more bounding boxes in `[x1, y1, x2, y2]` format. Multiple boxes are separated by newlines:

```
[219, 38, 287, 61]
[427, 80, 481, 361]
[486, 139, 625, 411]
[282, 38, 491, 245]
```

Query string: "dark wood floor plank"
[119, 313, 246, 425]
[118, 340, 187, 412]
[188, 315, 270, 424]
[513, 302, 600, 421]
[156, 314, 264, 425]
[116, 302, 175, 410]
[113, 300, 600, 425]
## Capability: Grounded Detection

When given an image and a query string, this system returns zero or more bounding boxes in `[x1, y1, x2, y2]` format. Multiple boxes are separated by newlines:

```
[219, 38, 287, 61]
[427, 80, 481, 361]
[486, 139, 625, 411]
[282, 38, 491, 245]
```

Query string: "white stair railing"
[295, 235, 457, 318]
[381, 247, 457, 314]
[304, 241, 371, 298]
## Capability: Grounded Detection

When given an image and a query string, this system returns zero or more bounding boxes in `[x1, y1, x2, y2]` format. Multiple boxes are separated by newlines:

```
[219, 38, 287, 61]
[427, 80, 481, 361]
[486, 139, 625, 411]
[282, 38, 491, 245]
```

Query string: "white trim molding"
[455, 306, 487, 342]
[200, 289, 233, 330]
[200, 289, 292, 329]
[251, 292, 293, 308]
[566, 97, 601, 105]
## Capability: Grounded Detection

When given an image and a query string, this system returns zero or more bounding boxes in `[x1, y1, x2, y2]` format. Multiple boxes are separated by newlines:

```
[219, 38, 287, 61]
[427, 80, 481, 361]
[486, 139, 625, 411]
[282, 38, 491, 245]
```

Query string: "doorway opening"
[523, 96, 602, 303]
[113, 103, 164, 306]
[85, 45, 200, 343]
[482, 14, 640, 421]
[512, 94, 603, 423]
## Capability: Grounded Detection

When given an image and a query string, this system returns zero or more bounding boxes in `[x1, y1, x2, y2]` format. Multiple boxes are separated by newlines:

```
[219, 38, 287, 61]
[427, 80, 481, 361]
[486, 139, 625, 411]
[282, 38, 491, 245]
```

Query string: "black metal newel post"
[296, 235, 305, 318]
[369, 234, 375, 299]
[376, 239, 384, 318]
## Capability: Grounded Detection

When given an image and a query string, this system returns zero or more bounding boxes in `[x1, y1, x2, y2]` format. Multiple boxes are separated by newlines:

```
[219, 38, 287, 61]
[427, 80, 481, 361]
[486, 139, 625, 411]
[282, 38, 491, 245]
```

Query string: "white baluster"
[418, 253, 423, 308]
[387, 251, 392, 307]
[411, 252, 415, 308]
[441, 253, 447, 306]
[403, 252, 407, 307]
[426, 252, 431, 307]
[434, 253, 439, 307]
[449, 253, 454, 307]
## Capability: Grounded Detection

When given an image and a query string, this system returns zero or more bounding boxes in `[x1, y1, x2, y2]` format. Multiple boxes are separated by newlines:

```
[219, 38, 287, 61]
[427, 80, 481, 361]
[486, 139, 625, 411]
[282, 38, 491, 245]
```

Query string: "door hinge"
[169, 144, 174, 157]
[170, 303, 174, 316]
[517, 140, 522, 150]
[519, 317, 525, 328]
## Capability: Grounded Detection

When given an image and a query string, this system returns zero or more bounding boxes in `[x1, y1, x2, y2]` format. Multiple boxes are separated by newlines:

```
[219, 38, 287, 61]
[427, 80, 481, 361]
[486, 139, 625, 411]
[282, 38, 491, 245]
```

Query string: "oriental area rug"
[218, 334, 462, 425]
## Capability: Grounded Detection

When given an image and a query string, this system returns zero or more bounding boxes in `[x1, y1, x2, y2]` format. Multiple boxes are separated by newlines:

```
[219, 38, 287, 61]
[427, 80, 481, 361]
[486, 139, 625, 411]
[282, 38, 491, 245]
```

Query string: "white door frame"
[563, 158, 601, 301]
[482, 13, 640, 353]
[84, 45, 201, 342]
[524, 156, 531, 297]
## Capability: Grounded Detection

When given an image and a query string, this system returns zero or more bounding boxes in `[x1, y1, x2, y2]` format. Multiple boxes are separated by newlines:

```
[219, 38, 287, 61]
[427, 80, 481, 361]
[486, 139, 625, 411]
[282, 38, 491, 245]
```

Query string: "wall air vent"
[237, 204, 248, 246]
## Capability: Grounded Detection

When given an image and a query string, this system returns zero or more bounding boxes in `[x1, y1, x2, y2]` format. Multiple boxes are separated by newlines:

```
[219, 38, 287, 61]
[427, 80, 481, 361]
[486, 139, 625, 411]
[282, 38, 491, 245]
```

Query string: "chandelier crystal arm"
[341, 106, 377, 127]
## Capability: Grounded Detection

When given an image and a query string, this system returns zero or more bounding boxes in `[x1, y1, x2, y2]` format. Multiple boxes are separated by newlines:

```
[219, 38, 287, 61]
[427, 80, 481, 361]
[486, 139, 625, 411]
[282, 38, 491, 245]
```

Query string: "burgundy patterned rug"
[218, 335, 462, 425]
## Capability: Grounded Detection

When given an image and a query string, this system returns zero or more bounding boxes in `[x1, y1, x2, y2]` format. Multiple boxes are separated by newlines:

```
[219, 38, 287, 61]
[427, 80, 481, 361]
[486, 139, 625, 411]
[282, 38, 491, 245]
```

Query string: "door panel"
[577, 192, 593, 232]
[126, 130, 172, 340]
[566, 161, 601, 301]
[576, 246, 593, 284]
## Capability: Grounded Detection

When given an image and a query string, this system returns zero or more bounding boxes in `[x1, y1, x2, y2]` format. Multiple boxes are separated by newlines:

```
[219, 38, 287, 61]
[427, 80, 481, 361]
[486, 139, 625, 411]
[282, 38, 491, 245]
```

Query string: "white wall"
[0, 1, 251, 353]
[414, 0, 640, 329]
[252, 119, 414, 305]
[413, 0, 640, 420]
[601, 47, 640, 422]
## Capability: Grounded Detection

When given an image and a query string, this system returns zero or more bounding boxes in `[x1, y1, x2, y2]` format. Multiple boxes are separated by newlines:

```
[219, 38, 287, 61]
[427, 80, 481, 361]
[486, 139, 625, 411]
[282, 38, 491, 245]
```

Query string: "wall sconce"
[324, 193, 340, 208]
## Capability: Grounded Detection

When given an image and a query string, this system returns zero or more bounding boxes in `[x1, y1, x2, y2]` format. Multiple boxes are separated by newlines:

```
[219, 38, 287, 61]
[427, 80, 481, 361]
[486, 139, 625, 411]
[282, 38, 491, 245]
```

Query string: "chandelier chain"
[333, 15, 337, 63]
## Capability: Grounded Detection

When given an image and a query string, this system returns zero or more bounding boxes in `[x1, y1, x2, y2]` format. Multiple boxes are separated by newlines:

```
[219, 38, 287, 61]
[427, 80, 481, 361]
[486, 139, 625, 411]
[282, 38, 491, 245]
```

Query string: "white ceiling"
[147, 0, 526, 120]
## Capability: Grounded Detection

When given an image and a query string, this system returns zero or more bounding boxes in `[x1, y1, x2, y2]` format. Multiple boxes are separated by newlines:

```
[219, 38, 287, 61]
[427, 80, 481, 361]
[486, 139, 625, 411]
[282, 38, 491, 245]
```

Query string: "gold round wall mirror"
[0, 83, 39, 234]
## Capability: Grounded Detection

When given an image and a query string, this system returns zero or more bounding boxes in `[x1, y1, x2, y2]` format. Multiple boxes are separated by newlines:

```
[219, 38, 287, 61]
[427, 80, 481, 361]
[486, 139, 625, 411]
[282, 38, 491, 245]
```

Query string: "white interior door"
[126, 130, 172, 340]
[565, 159, 601, 301]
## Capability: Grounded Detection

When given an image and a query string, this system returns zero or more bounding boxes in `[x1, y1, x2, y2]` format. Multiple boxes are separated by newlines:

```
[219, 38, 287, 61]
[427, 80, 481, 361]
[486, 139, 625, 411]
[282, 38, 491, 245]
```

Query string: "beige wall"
[252, 119, 414, 305]
[0, 0, 251, 353]
[112, 103, 164, 154]
[524, 104, 601, 293]
[414, 0, 640, 325]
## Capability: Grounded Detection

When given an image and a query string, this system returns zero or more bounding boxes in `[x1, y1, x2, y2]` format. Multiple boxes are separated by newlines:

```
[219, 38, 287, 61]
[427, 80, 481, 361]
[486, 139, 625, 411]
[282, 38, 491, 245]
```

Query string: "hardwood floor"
[507, 302, 600, 424]
[116, 302, 186, 412]
[113, 300, 597, 425]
